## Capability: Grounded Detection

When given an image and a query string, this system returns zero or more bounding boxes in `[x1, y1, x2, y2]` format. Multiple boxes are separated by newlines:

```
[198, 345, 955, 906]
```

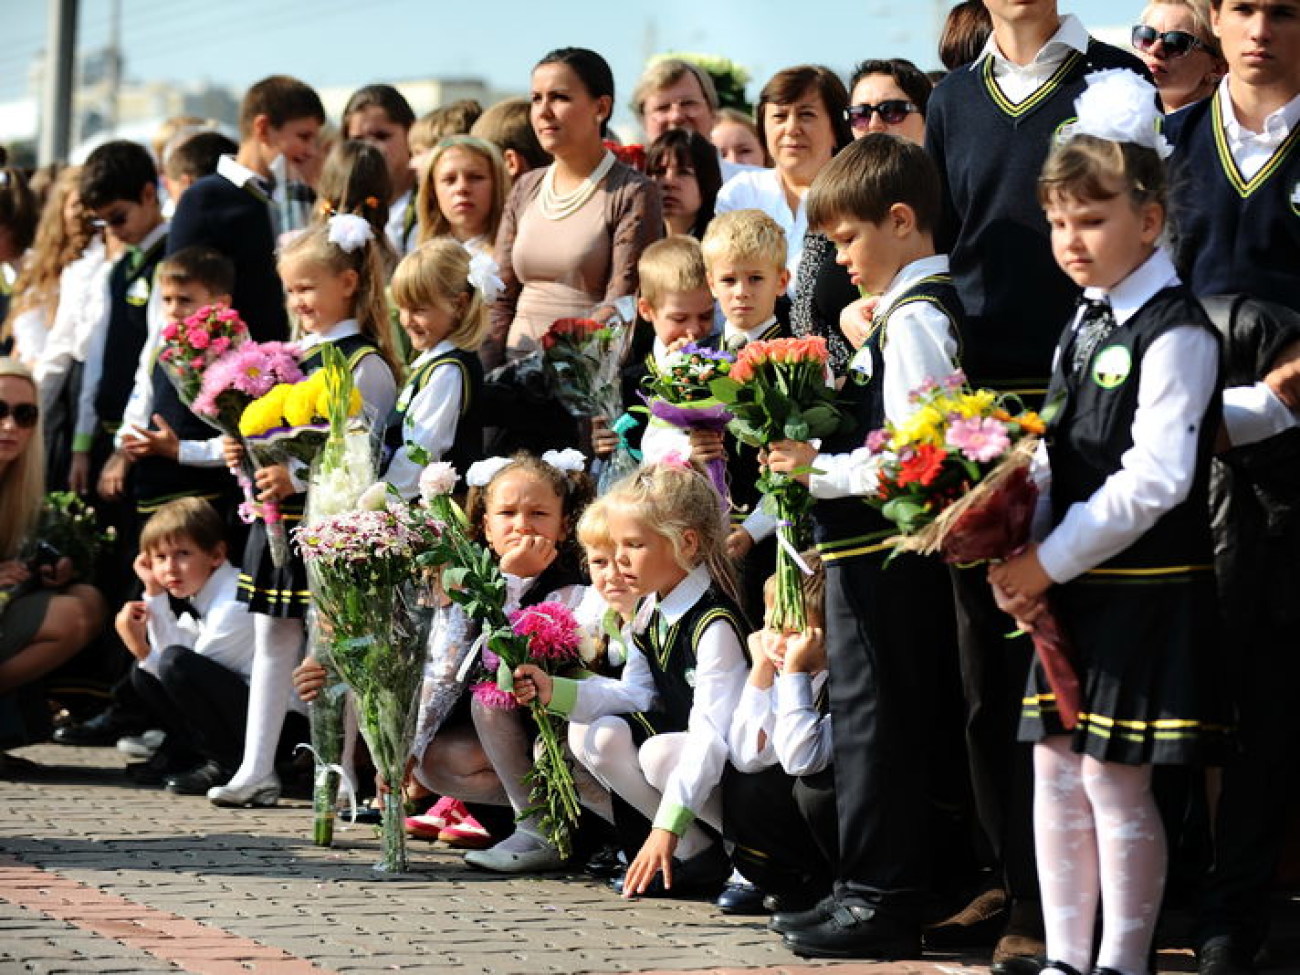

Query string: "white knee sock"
[636, 732, 719, 860]
[227, 615, 304, 788]
[1034, 738, 1100, 975]
[1083, 756, 1164, 975]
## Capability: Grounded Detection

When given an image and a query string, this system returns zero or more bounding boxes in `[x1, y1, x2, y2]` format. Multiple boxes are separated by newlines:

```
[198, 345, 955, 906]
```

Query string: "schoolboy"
[167, 74, 325, 343]
[764, 134, 963, 960]
[115, 498, 257, 794]
[161, 130, 239, 208]
[470, 98, 550, 180]
[74, 140, 168, 502]
[117, 247, 239, 525]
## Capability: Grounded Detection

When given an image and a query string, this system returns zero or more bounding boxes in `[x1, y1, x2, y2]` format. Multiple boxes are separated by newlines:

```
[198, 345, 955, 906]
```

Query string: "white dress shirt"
[1217, 79, 1300, 180]
[35, 236, 111, 394]
[141, 561, 255, 680]
[976, 14, 1090, 104]
[715, 168, 805, 296]
[728, 681, 776, 773]
[384, 339, 468, 500]
[386, 187, 417, 257]
[773, 671, 833, 777]
[1035, 248, 1218, 583]
[809, 255, 962, 499]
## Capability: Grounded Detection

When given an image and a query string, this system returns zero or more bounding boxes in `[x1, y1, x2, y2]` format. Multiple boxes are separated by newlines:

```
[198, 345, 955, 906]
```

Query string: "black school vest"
[133, 358, 232, 511]
[630, 585, 747, 731]
[1043, 286, 1220, 574]
[384, 347, 483, 476]
[813, 275, 964, 562]
[94, 234, 167, 430]
[1170, 94, 1300, 312]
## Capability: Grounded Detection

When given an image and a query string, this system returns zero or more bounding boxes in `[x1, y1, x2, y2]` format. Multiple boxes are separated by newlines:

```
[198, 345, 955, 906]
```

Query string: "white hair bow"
[465, 456, 513, 488]
[1066, 69, 1172, 160]
[327, 213, 375, 253]
[542, 448, 586, 474]
[467, 251, 505, 304]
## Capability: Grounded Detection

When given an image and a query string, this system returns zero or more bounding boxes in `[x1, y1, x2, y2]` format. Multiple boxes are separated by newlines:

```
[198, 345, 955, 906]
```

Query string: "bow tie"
[1069, 297, 1117, 377]
[169, 595, 201, 620]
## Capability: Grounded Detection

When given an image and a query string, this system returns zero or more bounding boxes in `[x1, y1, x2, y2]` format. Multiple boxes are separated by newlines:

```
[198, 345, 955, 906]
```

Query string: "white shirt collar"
[299, 317, 361, 349]
[192, 561, 238, 616]
[877, 255, 950, 319]
[135, 220, 169, 255]
[216, 154, 265, 191]
[724, 316, 778, 345]
[1217, 77, 1300, 146]
[653, 564, 712, 626]
[1083, 247, 1179, 326]
[978, 14, 1088, 72]
[410, 338, 457, 368]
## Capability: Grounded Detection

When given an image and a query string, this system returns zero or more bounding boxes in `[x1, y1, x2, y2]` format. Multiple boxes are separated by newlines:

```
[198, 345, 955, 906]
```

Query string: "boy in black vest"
[166, 75, 324, 344]
[924, 6, 1147, 968]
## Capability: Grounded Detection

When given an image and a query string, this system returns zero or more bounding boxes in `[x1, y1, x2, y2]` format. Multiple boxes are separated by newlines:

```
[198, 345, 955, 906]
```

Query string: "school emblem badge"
[1092, 345, 1132, 390]
[848, 345, 874, 385]
[1291, 180, 1300, 217]
[126, 276, 151, 307]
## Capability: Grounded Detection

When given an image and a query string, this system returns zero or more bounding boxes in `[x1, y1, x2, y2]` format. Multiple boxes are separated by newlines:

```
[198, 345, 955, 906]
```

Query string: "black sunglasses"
[1132, 24, 1206, 58]
[0, 400, 39, 428]
[92, 209, 132, 229]
[845, 100, 918, 129]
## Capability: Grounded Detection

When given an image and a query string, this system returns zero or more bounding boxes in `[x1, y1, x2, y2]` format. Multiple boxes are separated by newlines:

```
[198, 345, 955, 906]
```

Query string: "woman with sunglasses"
[0, 359, 105, 768]
[1133, 0, 1225, 113]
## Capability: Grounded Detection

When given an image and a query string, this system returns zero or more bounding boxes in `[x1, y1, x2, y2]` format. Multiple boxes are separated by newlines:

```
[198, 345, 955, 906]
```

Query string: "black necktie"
[1070, 297, 1117, 377]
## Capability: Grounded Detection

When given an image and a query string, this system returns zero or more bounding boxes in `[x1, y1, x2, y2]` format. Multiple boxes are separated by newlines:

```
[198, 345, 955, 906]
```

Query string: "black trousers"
[950, 565, 1040, 900]
[825, 551, 956, 917]
[723, 762, 836, 897]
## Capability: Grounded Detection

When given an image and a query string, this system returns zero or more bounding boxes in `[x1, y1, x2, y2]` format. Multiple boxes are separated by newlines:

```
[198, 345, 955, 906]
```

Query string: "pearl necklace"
[537, 150, 616, 221]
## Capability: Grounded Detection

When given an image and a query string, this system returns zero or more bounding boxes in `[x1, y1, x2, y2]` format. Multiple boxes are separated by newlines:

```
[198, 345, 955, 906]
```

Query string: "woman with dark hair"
[342, 83, 418, 256]
[489, 47, 662, 367]
[939, 0, 994, 72]
[715, 65, 851, 292]
[645, 128, 722, 239]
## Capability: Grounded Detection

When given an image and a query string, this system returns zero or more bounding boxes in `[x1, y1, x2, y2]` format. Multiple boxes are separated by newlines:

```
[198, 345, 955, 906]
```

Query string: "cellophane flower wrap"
[541, 309, 639, 493]
[417, 469, 584, 859]
[239, 348, 363, 567]
[300, 350, 379, 847]
[710, 336, 849, 630]
[643, 343, 736, 503]
[862, 372, 1080, 728]
[297, 495, 442, 873]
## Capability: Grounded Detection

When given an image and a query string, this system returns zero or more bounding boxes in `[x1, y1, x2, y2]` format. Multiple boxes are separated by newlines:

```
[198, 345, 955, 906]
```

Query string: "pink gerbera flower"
[946, 416, 1011, 464]
[509, 601, 581, 662]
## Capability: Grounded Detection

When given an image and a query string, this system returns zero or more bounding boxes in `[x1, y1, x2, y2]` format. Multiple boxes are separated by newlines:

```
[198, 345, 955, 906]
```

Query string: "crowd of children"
[2, 3, 1300, 974]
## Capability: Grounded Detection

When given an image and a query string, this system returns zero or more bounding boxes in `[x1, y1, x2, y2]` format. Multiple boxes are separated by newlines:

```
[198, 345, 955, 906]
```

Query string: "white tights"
[1034, 738, 1165, 975]
[569, 716, 721, 860]
[225, 615, 304, 789]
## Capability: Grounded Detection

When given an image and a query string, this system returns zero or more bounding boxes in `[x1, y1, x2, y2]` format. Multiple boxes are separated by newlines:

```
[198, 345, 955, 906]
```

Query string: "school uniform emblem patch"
[1092, 345, 1132, 390]
[848, 346, 874, 385]
[126, 277, 151, 307]
[1291, 180, 1300, 217]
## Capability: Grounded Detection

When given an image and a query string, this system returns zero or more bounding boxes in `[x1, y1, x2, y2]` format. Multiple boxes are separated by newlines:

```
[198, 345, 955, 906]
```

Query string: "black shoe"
[1199, 936, 1256, 975]
[608, 843, 730, 899]
[782, 900, 922, 960]
[583, 843, 624, 879]
[125, 747, 197, 786]
[769, 893, 837, 935]
[715, 879, 767, 915]
[164, 760, 230, 796]
[53, 709, 148, 747]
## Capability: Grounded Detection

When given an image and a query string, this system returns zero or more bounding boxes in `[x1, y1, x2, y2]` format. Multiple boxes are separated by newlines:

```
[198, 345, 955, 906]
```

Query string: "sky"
[2, 1, 1146, 129]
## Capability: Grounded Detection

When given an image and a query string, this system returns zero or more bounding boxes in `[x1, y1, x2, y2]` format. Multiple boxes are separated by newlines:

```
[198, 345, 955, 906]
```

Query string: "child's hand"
[292, 655, 328, 703]
[254, 464, 294, 503]
[1264, 343, 1300, 410]
[132, 550, 164, 596]
[755, 627, 788, 670]
[764, 439, 816, 485]
[122, 414, 180, 460]
[746, 631, 777, 688]
[839, 295, 881, 350]
[114, 601, 150, 661]
[0, 560, 29, 588]
[783, 627, 827, 674]
[725, 526, 754, 560]
[68, 452, 91, 496]
[512, 663, 553, 707]
[98, 450, 132, 500]
[222, 436, 245, 470]
[687, 428, 725, 463]
[988, 546, 1053, 631]
[499, 534, 557, 578]
[623, 827, 679, 898]
[591, 415, 618, 458]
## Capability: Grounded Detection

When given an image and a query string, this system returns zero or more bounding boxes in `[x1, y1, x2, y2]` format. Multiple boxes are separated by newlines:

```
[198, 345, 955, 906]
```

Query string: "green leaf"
[709, 376, 742, 403]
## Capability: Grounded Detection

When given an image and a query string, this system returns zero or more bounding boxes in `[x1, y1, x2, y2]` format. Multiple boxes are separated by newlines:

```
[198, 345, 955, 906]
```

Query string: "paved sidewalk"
[0, 743, 1279, 974]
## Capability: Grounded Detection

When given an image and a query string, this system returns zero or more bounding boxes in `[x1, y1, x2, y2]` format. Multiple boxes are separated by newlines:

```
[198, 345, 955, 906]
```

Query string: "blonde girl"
[415, 135, 509, 257]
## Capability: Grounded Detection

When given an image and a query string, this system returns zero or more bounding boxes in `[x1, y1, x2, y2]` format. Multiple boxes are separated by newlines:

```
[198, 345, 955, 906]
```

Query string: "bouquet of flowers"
[297, 493, 443, 873]
[0, 493, 115, 619]
[710, 336, 849, 630]
[418, 464, 584, 858]
[861, 372, 1079, 728]
[541, 312, 639, 493]
[156, 303, 250, 405]
[643, 343, 736, 502]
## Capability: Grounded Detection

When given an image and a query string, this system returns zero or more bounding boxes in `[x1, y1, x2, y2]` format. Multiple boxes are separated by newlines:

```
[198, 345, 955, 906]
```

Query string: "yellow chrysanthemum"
[893, 405, 944, 448]
[283, 379, 321, 427]
[239, 385, 290, 436]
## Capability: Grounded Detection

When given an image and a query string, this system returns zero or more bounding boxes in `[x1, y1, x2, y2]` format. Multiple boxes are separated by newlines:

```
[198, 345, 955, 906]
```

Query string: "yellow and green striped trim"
[982, 51, 1084, 119]
[815, 528, 893, 564]
[1212, 93, 1300, 198]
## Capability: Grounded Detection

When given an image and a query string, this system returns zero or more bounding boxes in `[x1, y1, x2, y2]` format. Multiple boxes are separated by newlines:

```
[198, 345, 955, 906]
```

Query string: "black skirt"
[237, 516, 309, 618]
[1019, 567, 1233, 766]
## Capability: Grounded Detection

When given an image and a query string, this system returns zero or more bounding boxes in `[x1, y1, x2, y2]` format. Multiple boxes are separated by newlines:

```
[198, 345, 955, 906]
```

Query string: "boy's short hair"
[164, 130, 238, 182]
[806, 133, 941, 235]
[158, 246, 236, 297]
[79, 140, 157, 210]
[238, 75, 326, 139]
[342, 83, 416, 132]
[638, 235, 709, 309]
[419, 100, 484, 142]
[763, 549, 826, 623]
[700, 209, 787, 273]
[139, 497, 227, 555]
[470, 98, 550, 171]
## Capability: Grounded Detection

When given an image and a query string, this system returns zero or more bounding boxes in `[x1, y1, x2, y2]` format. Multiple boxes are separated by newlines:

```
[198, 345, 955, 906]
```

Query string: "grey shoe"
[463, 841, 565, 873]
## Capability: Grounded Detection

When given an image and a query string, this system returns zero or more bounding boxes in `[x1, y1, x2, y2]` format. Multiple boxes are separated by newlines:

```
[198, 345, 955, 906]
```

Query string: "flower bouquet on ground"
[862, 372, 1080, 728]
[0, 493, 115, 619]
[418, 465, 584, 858]
[297, 492, 443, 873]
[541, 311, 638, 493]
[643, 343, 736, 502]
[710, 336, 850, 630]
[156, 303, 250, 405]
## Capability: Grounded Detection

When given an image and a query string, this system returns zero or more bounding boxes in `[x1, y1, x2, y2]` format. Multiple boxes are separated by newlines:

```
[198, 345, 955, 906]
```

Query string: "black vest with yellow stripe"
[1044, 285, 1220, 575]
[95, 234, 167, 430]
[384, 346, 483, 476]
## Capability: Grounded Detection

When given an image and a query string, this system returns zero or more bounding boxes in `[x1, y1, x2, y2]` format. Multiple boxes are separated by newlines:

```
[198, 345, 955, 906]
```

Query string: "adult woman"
[416, 135, 510, 258]
[0, 359, 104, 760]
[792, 59, 932, 374]
[1132, 0, 1224, 114]
[490, 47, 662, 366]
[645, 128, 723, 239]
[342, 84, 419, 256]
[714, 65, 851, 293]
